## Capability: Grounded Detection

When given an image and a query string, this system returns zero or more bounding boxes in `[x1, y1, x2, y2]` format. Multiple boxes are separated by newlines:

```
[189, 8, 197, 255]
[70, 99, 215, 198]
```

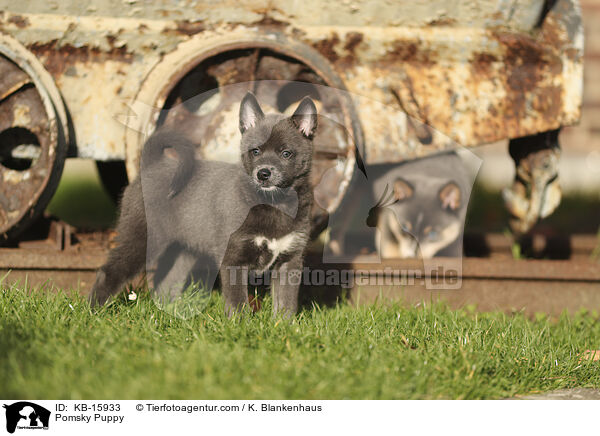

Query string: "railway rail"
[1, 218, 598, 317]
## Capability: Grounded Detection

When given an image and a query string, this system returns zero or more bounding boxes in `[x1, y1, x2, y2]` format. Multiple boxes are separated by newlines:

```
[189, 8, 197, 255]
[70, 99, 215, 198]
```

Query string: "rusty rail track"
[1, 219, 598, 316]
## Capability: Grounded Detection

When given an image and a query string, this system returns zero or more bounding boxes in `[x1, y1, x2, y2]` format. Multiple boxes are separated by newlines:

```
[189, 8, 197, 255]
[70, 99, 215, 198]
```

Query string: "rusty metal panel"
[0, 0, 583, 164]
[0, 0, 549, 30]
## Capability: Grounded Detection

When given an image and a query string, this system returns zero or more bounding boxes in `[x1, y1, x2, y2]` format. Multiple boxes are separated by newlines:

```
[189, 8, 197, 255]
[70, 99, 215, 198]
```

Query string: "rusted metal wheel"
[0, 36, 68, 243]
[125, 35, 363, 235]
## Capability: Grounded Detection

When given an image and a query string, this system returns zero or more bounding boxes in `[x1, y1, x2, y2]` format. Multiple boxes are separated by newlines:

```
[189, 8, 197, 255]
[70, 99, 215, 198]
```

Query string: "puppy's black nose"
[257, 168, 271, 181]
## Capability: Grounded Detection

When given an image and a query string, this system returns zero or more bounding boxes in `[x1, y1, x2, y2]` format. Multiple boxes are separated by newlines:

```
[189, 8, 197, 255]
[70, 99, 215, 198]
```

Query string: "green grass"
[1, 279, 599, 400]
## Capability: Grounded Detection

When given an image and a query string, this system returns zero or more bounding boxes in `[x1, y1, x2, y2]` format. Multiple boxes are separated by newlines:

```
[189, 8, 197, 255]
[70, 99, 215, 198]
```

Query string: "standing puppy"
[89, 92, 317, 316]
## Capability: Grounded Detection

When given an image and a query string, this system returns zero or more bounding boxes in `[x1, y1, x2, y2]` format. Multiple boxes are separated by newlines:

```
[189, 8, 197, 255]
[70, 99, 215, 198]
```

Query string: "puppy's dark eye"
[251, 148, 260, 156]
[281, 150, 292, 159]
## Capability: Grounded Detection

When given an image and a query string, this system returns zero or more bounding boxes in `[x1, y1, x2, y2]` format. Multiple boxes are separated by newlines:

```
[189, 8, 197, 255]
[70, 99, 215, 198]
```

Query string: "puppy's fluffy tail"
[140, 129, 196, 199]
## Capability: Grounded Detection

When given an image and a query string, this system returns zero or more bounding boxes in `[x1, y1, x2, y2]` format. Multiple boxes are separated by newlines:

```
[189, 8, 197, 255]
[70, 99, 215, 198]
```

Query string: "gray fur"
[89, 93, 317, 317]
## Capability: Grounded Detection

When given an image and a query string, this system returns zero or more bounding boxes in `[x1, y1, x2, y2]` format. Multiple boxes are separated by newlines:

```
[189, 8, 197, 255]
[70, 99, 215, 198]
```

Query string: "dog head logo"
[3, 402, 50, 434]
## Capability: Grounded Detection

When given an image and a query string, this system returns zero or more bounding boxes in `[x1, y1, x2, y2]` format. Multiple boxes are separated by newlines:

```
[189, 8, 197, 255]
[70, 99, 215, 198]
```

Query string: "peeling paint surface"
[0, 0, 583, 166]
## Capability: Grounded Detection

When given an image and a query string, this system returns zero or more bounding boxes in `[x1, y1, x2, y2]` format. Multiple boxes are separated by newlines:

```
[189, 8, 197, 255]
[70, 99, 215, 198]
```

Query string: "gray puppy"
[89, 92, 317, 316]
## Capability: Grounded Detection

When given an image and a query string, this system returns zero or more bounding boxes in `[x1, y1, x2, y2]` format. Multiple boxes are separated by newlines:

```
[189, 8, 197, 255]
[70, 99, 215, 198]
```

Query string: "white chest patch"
[254, 231, 305, 270]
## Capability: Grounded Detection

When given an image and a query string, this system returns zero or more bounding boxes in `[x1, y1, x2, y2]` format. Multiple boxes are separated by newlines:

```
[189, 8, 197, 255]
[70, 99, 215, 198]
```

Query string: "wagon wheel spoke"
[0, 159, 31, 231]
[0, 86, 49, 173]
[206, 48, 263, 107]
[0, 55, 33, 103]
[0, 78, 33, 103]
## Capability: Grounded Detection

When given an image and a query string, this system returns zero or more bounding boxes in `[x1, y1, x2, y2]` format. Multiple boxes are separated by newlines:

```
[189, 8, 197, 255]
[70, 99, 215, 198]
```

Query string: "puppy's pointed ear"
[439, 182, 461, 210]
[393, 178, 414, 201]
[239, 92, 265, 133]
[291, 96, 318, 138]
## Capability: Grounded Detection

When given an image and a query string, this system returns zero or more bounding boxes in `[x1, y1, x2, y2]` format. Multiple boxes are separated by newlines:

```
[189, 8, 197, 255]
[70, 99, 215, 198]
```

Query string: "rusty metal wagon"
[0, 0, 584, 242]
